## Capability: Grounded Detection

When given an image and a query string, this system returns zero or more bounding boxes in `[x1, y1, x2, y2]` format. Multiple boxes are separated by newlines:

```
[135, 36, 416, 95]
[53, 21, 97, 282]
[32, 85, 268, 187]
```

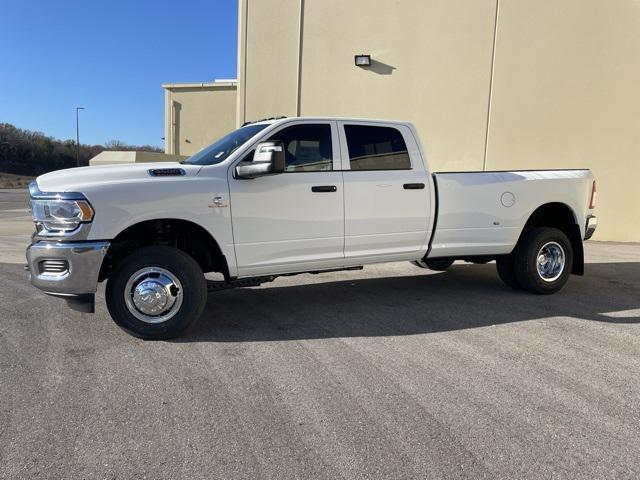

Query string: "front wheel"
[106, 246, 207, 339]
[513, 227, 573, 294]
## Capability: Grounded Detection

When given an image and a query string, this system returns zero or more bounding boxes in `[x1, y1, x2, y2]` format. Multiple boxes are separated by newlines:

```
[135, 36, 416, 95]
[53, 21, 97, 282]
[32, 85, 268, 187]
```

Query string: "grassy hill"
[0, 122, 161, 177]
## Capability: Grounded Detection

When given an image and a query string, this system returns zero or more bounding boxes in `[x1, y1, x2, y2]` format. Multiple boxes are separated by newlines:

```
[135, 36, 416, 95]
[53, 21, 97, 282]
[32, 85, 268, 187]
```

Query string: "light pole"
[75, 107, 85, 167]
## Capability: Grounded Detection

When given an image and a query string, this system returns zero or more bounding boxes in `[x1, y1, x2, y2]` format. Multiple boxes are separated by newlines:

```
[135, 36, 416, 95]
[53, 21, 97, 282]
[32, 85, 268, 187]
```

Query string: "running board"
[207, 266, 364, 293]
[282, 266, 363, 276]
[207, 276, 275, 292]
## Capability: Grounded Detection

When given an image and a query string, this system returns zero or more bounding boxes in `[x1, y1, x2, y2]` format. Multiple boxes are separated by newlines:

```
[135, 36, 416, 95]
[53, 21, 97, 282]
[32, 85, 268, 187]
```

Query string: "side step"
[206, 266, 364, 293]
[207, 276, 275, 293]
[296, 266, 363, 276]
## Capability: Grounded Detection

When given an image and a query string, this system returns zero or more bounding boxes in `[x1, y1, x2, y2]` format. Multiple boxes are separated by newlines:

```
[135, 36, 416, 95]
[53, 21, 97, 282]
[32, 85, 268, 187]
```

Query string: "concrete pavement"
[1, 188, 639, 479]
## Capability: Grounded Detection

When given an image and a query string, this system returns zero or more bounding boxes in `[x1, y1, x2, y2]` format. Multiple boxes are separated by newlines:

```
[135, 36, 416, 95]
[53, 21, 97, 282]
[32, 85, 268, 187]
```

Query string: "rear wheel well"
[99, 219, 229, 282]
[521, 203, 584, 275]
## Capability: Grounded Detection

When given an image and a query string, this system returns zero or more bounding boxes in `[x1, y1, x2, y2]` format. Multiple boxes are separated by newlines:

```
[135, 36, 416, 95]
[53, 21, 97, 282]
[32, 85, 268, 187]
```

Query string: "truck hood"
[35, 162, 202, 193]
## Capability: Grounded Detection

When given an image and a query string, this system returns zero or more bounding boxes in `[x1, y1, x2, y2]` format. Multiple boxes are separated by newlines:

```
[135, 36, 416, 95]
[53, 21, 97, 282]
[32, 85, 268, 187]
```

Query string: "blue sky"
[0, 0, 238, 147]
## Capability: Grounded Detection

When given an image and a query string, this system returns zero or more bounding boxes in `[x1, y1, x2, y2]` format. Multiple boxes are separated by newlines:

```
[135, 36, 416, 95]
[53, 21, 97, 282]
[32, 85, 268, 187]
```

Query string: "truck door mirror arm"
[235, 141, 286, 179]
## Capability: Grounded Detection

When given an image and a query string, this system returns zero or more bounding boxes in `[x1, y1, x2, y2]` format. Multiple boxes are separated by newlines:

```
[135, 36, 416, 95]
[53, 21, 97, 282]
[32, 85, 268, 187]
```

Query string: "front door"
[228, 121, 344, 277]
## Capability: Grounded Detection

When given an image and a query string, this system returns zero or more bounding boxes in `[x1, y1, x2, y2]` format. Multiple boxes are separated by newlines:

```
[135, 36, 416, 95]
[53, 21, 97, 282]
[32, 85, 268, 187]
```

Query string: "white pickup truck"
[26, 117, 597, 339]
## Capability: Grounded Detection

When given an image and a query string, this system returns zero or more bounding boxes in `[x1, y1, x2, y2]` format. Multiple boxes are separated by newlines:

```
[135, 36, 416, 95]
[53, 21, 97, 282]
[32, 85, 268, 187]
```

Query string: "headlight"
[30, 199, 94, 232]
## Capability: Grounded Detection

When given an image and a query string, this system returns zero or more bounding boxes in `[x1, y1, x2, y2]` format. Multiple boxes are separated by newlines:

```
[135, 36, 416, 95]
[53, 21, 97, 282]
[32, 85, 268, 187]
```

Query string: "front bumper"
[584, 215, 597, 240]
[26, 241, 109, 295]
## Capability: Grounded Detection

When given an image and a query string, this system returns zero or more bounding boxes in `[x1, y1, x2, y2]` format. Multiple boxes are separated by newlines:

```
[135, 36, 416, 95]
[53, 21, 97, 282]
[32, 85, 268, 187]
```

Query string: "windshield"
[182, 124, 269, 165]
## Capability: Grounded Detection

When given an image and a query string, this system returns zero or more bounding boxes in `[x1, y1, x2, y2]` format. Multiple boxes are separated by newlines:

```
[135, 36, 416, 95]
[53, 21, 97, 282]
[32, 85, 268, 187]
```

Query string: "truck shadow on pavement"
[183, 262, 640, 342]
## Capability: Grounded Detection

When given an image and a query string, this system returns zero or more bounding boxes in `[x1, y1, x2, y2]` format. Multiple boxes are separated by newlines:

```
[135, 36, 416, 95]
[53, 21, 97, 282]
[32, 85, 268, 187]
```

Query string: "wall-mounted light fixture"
[354, 54, 371, 67]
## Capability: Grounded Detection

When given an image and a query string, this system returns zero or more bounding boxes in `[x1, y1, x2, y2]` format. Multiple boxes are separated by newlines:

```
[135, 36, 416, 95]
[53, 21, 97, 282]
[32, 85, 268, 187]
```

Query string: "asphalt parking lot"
[1, 188, 639, 479]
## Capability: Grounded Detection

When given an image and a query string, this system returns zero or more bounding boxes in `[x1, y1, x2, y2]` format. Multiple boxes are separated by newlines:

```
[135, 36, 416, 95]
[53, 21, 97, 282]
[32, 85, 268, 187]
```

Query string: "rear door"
[228, 121, 344, 276]
[338, 121, 431, 260]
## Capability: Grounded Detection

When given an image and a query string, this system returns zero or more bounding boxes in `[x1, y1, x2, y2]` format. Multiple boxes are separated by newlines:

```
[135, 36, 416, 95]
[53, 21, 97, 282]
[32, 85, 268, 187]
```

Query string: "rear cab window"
[343, 124, 411, 171]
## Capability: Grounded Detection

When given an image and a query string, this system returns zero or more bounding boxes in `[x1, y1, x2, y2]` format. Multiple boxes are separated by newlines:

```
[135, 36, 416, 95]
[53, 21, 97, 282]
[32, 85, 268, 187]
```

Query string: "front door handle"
[403, 183, 425, 190]
[311, 185, 337, 192]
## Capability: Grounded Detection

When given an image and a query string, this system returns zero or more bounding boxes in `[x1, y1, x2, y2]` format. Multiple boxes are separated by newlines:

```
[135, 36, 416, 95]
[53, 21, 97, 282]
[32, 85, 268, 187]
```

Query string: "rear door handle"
[403, 183, 425, 190]
[311, 185, 337, 192]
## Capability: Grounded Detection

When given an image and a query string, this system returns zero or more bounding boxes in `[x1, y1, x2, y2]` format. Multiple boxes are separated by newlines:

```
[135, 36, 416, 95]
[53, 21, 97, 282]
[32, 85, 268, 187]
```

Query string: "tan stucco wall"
[299, 0, 497, 173]
[164, 83, 237, 156]
[485, 0, 640, 242]
[237, 0, 640, 241]
[237, 0, 301, 124]
[237, 0, 497, 172]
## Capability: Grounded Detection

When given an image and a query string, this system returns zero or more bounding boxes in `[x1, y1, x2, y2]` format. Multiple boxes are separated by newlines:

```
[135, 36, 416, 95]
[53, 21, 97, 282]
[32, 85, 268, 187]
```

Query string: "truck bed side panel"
[428, 170, 593, 258]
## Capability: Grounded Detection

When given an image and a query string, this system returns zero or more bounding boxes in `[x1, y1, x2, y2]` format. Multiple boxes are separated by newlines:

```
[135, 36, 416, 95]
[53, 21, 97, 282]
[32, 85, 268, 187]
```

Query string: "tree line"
[0, 123, 162, 176]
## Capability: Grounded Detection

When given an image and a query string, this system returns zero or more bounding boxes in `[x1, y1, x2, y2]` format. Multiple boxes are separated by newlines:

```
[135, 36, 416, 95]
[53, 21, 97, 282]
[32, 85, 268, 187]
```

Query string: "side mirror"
[235, 141, 285, 179]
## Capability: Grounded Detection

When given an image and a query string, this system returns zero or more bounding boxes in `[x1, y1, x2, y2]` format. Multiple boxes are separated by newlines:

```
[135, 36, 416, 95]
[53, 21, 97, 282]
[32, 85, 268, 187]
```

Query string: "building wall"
[485, 0, 640, 242]
[164, 82, 237, 156]
[237, 0, 496, 172]
[299, 0, 497, 173]
[237, 0, 301, 124]
[237, 0, 640, 241]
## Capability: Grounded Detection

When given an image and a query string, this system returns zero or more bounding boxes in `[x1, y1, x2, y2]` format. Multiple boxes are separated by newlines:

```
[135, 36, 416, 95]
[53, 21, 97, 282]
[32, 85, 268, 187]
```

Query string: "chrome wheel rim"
[536, 241, 565, 282]
[124, 267, 183, 323]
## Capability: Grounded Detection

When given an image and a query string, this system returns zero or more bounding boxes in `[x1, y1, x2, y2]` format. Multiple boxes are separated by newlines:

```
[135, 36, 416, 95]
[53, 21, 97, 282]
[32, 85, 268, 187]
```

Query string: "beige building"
[163, 80, 237, 156]
[165, 0, 640, 242]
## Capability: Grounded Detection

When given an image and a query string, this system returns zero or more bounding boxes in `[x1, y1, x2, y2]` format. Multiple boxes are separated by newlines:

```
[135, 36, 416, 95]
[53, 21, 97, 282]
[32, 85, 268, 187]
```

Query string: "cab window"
[344, 125, 411, 170]
[269, 124, 333, 172]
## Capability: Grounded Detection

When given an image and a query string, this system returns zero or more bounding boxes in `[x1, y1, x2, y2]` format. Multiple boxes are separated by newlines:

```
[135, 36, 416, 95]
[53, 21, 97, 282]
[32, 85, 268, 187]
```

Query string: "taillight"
[589, 180, 597, 209]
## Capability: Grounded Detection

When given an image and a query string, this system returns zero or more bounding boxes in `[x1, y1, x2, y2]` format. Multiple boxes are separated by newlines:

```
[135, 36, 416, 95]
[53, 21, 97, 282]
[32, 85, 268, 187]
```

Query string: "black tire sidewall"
[496, 255, 520, 289]
[514, 227, 573, 294]
[425, 258, 455, 271]
[106, 246, 207, 340]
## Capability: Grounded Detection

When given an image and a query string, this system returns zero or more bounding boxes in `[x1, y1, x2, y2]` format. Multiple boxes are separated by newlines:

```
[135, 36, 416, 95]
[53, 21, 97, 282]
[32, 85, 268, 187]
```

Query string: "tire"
[412, 258, 455, 271]
[106, 246, 207, 340]
[496, 255, 520, 289]
[513, 227, 573, 294]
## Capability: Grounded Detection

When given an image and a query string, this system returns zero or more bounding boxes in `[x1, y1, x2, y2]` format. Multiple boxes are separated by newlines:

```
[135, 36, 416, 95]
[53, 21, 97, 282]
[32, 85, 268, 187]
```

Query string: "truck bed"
[428, 169, 594, 258]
